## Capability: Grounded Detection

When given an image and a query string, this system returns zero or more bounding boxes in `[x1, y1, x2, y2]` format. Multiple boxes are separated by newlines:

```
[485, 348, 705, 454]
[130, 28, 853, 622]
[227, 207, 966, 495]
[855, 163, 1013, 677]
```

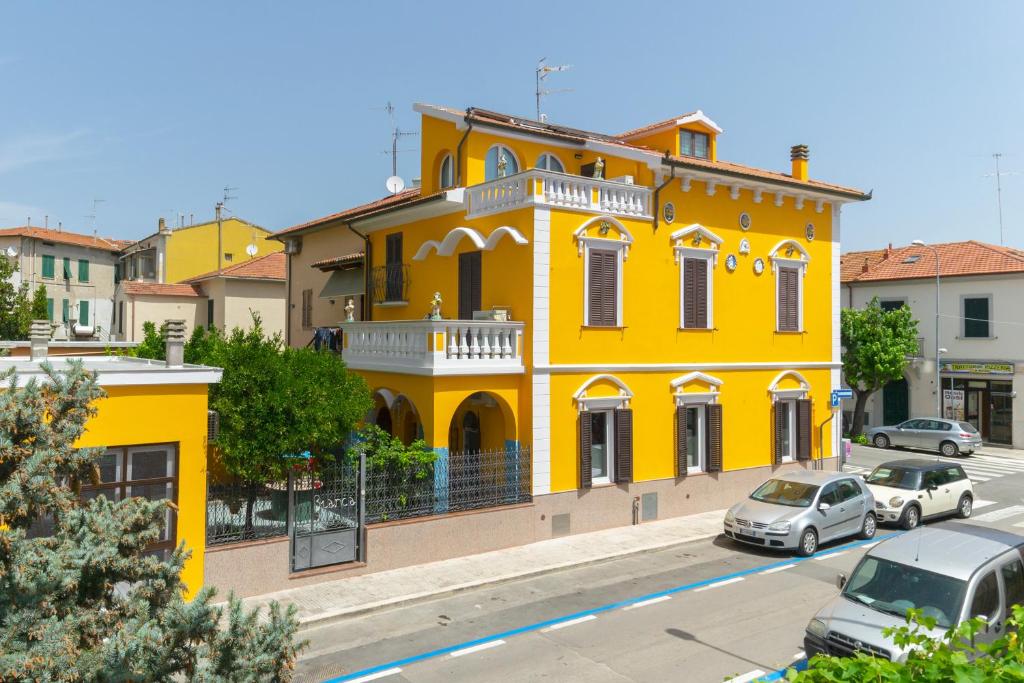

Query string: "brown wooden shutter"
[614, 408, 633, 483]
[707, 403, 723, 472]
[686, 258, 709, 329]
[796, 398, 813, 461]
[458, 251, 482, 320]
[675, 405, 688, 477]
[579, 413, 593, 489]
[588, 249, 617, 327]
[772, 402, 785, 465]
[778, 267, 799, 331]
[683, 259, 696, 328]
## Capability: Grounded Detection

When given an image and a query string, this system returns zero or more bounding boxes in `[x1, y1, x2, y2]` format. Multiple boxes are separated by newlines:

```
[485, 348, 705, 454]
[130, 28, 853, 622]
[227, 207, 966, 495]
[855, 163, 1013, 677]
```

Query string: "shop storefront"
[941, 361, 1015, 445]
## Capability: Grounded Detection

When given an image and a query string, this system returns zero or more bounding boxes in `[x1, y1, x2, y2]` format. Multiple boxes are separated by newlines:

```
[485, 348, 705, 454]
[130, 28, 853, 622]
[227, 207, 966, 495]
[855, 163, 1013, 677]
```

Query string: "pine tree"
[30, 284, 49, 322]
[0, 361, 305, 681]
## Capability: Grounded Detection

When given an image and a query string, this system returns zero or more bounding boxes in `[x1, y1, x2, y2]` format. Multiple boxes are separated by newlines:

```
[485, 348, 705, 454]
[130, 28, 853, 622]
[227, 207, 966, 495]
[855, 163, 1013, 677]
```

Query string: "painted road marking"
[624, 595, 671, 610]
[320, 533, 900, 683]
[346, 669, 402, 683]
[793, 651, 805, 660]
[758, 658, 808, 681]
[449, 640, 506, 658]
[861, 541, 879, 549]
[973, 505, 1024, 523]
[726, 670, 766, 683]
[759, 563, 797, 575]
[813, 550, 847, 561]
[973, 499, 999, 510]
[694, 577, 745, 592]
[541, 614, 597, 631]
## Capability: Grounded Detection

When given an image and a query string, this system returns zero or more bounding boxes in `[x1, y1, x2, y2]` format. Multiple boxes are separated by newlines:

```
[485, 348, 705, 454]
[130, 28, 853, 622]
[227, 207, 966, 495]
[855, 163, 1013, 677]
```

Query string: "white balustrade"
[466, 170, 652, 219]
[340, 320, 525, 376]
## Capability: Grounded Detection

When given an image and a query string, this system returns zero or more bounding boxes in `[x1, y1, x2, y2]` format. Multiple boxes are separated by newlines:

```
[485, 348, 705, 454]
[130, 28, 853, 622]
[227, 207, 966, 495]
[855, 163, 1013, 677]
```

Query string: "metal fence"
[206, 445, 532, 546]
[371, 263, 409, 303]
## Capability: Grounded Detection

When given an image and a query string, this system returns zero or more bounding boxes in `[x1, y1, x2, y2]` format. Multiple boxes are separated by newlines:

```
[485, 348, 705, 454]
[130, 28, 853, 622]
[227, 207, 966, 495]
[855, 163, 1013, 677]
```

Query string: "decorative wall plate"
[739, 238, 751, 255]
[753, 257, 765, 275]
[663, 202, 675, 224]
[805, 223, 815, 241]
[739, 212, 752, 231]
[725, 254, 737, 272]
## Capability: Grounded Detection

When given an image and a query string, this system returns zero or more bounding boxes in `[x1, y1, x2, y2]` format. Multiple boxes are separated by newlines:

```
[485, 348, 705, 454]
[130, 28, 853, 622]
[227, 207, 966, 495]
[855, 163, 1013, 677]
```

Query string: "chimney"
[158, 217, 171, 235]
[885, 242, 893, 259]
[862, 258, 870, 273]
[790, 144, 809, 181]
[164, 319, 186, 368]
[29, 320, 50, 361]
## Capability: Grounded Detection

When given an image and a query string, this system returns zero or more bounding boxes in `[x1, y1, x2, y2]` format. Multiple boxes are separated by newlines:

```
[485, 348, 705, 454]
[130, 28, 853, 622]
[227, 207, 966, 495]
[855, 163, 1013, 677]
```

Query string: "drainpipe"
[455, 110, 475, 186]
[346, 223, 372, 321]
[651, 155, 675, 233]
[284, 249, 292, 346]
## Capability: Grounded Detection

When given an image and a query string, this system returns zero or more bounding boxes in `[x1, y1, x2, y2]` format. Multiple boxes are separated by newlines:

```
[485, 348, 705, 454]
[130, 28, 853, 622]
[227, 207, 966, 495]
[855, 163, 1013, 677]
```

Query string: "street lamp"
[911, 240, 942, 416]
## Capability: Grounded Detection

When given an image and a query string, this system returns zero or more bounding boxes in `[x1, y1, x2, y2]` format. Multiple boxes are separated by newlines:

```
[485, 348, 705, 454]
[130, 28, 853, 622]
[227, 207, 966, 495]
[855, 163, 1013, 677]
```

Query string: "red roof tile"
[183, 252, 286, 283]
[842, 241, 1024, 283]
[615, 112, 702, 139]
[311, 252, 365, 270]
[665, 155, 868, 198]
[274, 189, 426, 237]
[120, 282, 204, 297]
[0, 226, 126, 251]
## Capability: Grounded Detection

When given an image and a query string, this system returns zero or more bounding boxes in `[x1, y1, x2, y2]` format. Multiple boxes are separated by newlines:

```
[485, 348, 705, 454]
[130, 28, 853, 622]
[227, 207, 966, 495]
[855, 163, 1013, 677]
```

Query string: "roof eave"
[663, 157, 871, 202]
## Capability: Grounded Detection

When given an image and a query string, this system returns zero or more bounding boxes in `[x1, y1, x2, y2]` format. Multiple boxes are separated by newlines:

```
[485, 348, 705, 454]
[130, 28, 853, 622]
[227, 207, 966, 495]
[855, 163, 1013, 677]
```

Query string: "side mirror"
[927, 484, 939, 492]
[837, 573, 848, 590]
[818, 502, 831, 512]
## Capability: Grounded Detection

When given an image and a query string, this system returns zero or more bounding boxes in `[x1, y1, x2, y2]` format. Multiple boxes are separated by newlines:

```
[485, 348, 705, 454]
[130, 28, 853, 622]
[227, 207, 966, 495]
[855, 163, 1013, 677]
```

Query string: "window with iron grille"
[207, 410, 219, 442]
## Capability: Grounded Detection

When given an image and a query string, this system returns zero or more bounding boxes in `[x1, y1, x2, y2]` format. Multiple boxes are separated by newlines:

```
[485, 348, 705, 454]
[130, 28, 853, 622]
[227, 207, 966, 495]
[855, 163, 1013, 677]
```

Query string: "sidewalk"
[240, 508, 727, 630]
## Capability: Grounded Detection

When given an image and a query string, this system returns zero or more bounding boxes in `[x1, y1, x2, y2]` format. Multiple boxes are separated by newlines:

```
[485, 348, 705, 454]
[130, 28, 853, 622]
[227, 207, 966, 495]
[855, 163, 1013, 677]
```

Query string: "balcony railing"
[371, 264, 409, 303]
[466, 169, 652, 219]
[339, 320, 525, 376]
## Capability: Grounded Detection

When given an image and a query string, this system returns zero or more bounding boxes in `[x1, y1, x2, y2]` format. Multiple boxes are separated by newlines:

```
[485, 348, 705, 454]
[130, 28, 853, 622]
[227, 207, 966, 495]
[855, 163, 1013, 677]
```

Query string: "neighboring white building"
[0, 225, 130, 341]
[842, 240, 1024, 448]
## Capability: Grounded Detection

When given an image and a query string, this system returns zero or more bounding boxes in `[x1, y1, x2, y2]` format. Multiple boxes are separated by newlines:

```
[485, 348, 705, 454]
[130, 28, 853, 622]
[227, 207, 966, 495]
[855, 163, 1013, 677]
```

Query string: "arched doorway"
[883, 378, 909, 426]
[446, 392, 517, 509]
[375, 406, 393, 434]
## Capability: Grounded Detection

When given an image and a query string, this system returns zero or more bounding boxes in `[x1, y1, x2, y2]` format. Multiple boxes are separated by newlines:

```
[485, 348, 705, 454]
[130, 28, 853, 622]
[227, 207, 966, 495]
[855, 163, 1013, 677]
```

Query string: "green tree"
[841, 298, 919, 436]
[30, 283, 49, 321]
[789, 607, 1024, 682]
[0, 254, 32, 340]
[0, 361, 304, 681]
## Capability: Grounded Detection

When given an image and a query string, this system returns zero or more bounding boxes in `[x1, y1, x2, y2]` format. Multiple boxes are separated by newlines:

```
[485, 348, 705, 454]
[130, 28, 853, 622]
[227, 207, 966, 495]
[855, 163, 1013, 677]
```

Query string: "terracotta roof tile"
[311, 252, 365, 270]
[183, 252, 286, 282]
[615, 112, 701, 140]
[120, 282, 204, 297]
[274, 188, 425, 237]
[0, 226, 126, 251]
[842, 241, 1024, 283]
[666, 155, 868, 197]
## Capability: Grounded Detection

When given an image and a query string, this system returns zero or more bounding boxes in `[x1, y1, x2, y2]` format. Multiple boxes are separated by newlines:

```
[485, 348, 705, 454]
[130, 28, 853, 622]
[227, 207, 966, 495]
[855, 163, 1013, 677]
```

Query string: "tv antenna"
[985, 154, 1019, 245]
[536, 58, 572, 122]
[378, 101, 418, 179]
[82, 198, 105, 233]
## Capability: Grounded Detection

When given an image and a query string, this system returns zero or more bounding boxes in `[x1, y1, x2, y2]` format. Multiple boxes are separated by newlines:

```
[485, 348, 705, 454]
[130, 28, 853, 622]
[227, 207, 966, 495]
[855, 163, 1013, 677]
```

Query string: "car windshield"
[865, 467, 921, 491]
[843, 556, 966, 629]
[749, 479, 819, 508]
[958, 422, 979, 434]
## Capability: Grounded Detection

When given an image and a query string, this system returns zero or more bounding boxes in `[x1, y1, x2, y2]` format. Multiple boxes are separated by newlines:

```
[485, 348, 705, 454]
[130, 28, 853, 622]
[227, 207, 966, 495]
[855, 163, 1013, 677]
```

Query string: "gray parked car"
[805, 523, 1024, 662]
[867, 417, 982, 457]
[724, 470, 877, 557]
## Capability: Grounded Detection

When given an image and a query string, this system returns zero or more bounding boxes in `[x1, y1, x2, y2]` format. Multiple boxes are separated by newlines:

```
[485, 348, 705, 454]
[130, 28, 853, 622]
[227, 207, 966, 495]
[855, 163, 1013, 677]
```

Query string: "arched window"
[536, 153, 565, 173]
[439, 153, 454, 188]
[485, 145, 519, 181]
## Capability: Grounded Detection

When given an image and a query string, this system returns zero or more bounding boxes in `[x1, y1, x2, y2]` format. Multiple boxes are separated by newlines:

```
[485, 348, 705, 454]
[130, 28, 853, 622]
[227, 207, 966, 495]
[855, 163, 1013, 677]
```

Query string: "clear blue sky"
[1, 1, 1021, 251]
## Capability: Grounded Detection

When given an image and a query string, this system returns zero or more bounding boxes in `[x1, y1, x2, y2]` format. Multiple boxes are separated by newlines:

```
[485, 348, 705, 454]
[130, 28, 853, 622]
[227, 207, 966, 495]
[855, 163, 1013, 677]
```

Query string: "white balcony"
[466, 170, 652, 220]
[339, 320, 525, 376]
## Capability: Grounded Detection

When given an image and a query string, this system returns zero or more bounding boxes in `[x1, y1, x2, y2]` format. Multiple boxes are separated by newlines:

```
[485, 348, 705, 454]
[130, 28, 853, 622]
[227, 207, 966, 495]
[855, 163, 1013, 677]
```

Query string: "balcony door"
[459, 251, 482, 320]
[385, 233, 403, 302]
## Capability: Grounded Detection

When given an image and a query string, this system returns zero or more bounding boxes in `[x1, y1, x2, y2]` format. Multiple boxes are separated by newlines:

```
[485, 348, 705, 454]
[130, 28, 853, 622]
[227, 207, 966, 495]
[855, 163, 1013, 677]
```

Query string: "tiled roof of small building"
[842, 241, 1024, 283]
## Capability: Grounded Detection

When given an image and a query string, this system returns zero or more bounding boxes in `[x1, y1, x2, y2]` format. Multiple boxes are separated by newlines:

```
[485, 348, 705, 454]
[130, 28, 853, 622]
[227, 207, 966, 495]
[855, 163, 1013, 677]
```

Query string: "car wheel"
[957, 494, 973, 519]
[859, 513, 877, 539]
[940, 441, 959, 457]
[901, 504, 921, 530]
[873, 434, 890, 449]
[797, 528, 818, 557]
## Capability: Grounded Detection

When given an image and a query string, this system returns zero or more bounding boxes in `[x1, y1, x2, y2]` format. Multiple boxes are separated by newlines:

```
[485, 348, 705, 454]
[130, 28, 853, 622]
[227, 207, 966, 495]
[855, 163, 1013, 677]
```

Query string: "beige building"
[114, 252, 285, 341]
[0, 225, 131, 340]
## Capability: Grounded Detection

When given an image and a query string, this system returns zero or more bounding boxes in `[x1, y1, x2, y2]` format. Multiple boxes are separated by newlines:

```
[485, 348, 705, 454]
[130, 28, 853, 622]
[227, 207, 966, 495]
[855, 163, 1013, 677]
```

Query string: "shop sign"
[943, 389, 965, 421]
[940, 361, 1015, 375]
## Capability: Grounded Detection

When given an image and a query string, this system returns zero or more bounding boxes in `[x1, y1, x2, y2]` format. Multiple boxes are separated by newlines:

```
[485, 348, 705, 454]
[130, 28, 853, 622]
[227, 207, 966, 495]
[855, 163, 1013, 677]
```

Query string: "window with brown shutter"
[777, 267, 800, 331]
[706, 403, 723, 472]
[301, 288, 313, 329]
[587, 248, 618, 327]
[682, 257, 709, 329]
[579, 413, 593, 489]
[675, 405, 688, 477]
[796, 398, 813, 461]
[458, 251, 482, 320]
[772, 402, 786, 465]
[614, 408, 633, 483]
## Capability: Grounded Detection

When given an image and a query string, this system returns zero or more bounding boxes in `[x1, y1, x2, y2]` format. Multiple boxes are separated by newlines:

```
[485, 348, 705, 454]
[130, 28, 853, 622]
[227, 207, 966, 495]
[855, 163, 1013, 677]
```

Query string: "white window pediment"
[574, 374, 633, 413]
[574, 215, 634, 260]
[768, 370, 810, 400]
[671, 371, 723, 406]
[768, 239, 810, 275]
[670, 224, 723, 266]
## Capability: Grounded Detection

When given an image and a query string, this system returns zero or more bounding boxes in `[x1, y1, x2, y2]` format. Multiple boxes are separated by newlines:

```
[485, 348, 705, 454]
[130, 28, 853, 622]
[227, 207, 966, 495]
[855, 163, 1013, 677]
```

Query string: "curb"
[295, 527, 723, 632]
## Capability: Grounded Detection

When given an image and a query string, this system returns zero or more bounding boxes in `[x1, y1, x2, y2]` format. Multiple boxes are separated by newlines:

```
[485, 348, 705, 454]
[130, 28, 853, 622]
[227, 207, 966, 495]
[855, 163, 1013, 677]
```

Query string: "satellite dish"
[245, 243, 258, 257]
[5, 246, 17, 258]
[385, 175, 406, 194]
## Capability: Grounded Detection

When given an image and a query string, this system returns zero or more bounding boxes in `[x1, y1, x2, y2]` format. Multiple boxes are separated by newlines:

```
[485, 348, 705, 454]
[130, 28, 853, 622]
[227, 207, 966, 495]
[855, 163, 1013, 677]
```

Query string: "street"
[295, 444, 1024, 683]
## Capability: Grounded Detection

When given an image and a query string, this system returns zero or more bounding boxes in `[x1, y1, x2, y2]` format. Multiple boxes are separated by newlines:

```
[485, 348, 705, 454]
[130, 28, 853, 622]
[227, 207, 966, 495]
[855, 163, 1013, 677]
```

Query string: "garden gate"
[288, 454, 365, 572]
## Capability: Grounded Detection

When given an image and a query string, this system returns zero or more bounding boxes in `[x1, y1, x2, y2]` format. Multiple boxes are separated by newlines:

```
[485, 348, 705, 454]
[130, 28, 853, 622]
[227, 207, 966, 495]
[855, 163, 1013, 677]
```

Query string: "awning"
[312, 251, 365, 271]
[319, 267, 364, 299]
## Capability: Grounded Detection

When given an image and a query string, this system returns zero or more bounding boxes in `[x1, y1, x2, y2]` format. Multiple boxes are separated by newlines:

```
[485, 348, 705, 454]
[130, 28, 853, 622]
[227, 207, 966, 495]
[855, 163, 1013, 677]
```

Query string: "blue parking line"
[321, 533, 899, 683]
[758, 657, 808, 681]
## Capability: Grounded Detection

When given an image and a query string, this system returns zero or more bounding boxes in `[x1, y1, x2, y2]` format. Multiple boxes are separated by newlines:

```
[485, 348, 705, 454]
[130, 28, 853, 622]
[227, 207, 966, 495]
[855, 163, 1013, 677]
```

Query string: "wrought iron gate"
[288, 454, 365, 572]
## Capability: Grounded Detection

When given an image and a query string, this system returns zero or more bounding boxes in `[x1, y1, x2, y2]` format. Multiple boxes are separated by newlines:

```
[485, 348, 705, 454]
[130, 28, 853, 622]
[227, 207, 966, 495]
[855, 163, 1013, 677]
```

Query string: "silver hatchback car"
[724, 470, 877, 556]
[867, 417, 982, 457]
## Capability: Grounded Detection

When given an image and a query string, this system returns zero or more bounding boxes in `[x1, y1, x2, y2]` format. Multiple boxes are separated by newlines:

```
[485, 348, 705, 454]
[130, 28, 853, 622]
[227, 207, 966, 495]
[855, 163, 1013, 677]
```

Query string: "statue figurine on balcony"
[593, 156, 604, 179]
[429, 291, 443, 320]
[497, 151, 508, 178]
[344, 298, 355, 322]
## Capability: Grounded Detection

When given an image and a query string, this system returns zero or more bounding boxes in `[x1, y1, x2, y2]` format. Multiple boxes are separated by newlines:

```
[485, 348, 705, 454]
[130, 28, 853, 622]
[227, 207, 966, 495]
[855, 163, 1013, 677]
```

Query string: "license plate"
[738, 529, 761, 538]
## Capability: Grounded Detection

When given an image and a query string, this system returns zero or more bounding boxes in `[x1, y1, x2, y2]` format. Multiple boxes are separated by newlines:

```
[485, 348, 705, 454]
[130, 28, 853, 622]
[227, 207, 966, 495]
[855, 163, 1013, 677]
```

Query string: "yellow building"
[119, 215, 281, 285]
[274, 104, 869, 537]
[12, 323, 221, 596]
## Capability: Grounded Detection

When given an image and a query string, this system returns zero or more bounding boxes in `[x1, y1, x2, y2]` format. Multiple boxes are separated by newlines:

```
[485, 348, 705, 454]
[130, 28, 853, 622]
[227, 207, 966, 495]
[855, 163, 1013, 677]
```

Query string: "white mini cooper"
[863, 459, 973, 529]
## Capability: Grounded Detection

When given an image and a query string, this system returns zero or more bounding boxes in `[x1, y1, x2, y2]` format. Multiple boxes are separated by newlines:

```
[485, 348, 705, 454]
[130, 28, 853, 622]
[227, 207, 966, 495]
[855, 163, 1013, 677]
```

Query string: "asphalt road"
[295, 444, 1024, 683]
